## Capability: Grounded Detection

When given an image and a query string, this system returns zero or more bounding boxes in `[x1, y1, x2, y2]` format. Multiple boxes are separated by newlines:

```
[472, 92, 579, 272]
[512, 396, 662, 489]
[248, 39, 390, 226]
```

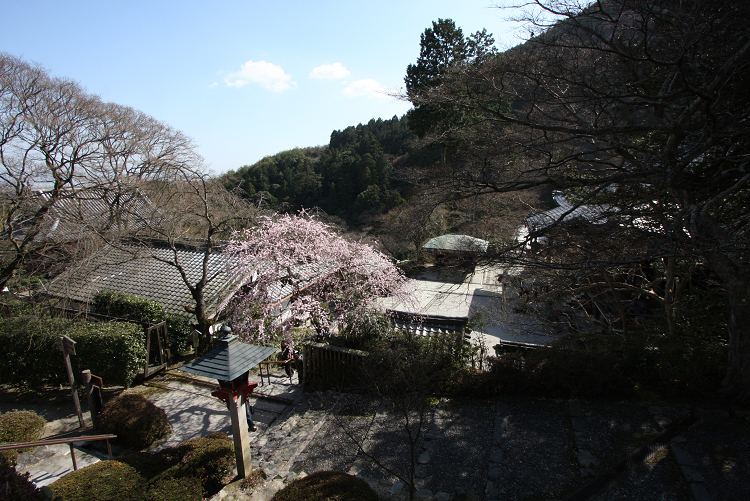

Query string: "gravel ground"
[494, 397, 579, 500]
[680, 412, 750, 501]
[421, 402, 493, 499]
[296, 394, 749, 501]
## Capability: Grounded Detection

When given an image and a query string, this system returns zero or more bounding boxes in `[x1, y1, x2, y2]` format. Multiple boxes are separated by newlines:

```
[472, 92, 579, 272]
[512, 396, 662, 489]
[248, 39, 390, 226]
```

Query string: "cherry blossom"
[219, 211, 407, 343]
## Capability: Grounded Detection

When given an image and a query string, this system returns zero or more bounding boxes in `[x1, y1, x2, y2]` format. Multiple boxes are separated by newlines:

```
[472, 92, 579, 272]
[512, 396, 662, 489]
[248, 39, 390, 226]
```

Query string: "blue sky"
[1, 1, 523, 174]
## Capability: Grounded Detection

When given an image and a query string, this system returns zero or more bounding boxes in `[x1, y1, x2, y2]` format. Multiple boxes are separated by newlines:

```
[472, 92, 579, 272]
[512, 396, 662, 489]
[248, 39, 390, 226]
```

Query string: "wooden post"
[81, 370, 104, 428]
[57, 336, 84, 428]
[68, 443, 78, 470]
[228, 394, 252, 478]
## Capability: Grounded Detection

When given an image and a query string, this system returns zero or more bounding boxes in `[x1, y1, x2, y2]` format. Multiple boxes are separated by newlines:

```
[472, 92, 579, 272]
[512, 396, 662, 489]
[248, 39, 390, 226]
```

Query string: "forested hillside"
[221, 115, 438, 221]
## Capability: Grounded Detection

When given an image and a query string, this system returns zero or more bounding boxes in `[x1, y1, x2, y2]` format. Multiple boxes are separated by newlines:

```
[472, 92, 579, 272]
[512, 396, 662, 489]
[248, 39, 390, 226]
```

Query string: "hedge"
[0, 316, 145, 388]
[165, 314, 194, 355]
[49, 433, 234, 501]
[92, 290, 165, 324]
[93, 290, 195, 356]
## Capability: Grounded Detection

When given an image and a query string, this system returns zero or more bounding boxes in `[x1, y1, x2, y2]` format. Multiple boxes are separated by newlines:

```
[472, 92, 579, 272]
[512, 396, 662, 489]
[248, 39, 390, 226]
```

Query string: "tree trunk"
[704, 249, 750, 401]
[695, 214, 750, 401]
[720, 280, 750, 401]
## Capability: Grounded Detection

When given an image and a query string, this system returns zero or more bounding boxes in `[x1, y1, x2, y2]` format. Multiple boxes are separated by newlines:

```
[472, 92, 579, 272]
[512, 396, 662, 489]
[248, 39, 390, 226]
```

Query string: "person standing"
[281, 340, 295, 379]
[245, 398, 256, 432]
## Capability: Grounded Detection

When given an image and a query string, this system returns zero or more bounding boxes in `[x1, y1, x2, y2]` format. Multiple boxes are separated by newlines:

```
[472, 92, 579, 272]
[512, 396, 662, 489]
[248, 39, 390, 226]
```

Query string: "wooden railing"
[0, 434, 117, 471]
[301, 341, 368, 390]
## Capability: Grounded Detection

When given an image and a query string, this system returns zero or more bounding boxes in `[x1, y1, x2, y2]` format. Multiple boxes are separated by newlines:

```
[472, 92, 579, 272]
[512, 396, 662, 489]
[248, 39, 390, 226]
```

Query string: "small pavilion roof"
[422, 234, 489, 254]
[179, 335, 277, 382]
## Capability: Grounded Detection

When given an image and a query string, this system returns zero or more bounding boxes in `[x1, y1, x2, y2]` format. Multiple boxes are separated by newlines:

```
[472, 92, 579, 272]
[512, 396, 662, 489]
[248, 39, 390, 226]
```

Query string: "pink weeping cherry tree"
[219, 211, 408, 344]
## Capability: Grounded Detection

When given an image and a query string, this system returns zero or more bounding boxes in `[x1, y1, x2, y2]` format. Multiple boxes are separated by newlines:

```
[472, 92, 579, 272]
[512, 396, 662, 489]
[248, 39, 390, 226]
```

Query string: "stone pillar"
[229, 393, 252, 478]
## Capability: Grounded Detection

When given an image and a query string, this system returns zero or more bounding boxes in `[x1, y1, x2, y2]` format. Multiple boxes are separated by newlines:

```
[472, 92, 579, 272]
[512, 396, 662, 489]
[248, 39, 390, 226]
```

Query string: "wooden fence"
[301, 341, 368, 390]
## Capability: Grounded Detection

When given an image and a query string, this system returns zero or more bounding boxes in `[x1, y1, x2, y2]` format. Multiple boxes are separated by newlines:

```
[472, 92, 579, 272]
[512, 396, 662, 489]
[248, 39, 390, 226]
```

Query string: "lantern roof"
[179, 335, 277, 382]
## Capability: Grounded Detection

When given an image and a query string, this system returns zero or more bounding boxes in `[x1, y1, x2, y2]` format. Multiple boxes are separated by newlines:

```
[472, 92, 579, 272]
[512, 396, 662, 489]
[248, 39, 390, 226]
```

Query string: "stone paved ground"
[219, 390, 750, 501]
[8, 370, 750, 501]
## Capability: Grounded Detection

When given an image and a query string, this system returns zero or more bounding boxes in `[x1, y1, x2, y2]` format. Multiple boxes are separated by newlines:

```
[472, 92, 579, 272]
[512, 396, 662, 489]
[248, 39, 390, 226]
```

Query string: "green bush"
[97, 393, 171, 450]
[166, 314, 194, 355]
[49, 434, 235, 501]
[0, 316, 146, 388]
[0, 463, 45, 501]
[271, 471, 378, 501]
[0, 410, 46, 466]
[93, 290, 165, 324]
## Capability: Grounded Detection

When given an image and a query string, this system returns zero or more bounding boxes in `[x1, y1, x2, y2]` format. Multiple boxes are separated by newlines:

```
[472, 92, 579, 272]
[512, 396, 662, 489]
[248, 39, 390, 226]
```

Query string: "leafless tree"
[109, 168, 258, 346]
[0, 53, 201, 289]
[406, 1, 750, 399]
[329, 335, 438, 501]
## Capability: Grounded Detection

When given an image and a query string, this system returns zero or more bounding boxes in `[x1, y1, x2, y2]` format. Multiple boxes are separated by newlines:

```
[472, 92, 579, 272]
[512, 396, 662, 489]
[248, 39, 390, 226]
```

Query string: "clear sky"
[1, 1, 523, 174]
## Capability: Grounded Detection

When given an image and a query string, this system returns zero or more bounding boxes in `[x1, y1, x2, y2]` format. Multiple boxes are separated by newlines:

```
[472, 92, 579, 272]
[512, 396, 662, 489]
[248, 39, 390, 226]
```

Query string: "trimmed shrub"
[49, 434, 235, 501]
[163, 433, 234, 492]
[0, 317, 145, 388]
[271, 471, 378, 501]
[0, 410, 46, 466]
[145, 476, 203, 501]
[0, 463, 45, 501]
[166, 314, 194, 355]
[93, 290, 165, 324]
[97, 393, 171, 450]
[48, 460, 147, 501]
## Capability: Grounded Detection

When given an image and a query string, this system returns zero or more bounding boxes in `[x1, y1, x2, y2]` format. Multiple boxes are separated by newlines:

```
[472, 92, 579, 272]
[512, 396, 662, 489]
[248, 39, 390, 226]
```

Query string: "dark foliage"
[222, 116, 418, 221]
[270, 471, 378, 501]
[0, 463, 47, 501]
[93, 289, 195, 356]
[467, 329, 727, 402]
[93, 290, 165, 324]
[0, 317, 145, 388]
[165, 314, 194, 355]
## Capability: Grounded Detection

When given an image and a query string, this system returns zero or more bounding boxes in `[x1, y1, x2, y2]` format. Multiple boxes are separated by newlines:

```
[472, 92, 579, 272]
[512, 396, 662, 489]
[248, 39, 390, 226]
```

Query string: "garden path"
[9, 368, 750, 501]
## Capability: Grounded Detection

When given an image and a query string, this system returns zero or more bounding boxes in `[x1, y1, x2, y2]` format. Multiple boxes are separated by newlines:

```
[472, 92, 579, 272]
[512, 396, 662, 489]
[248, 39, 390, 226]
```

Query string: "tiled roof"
[388, 310, 468, 337]
[525, 192, 608, 234]
[12, 189, 158, 242]
[47, 242, 332, 319]
[46, 243, 238, 317]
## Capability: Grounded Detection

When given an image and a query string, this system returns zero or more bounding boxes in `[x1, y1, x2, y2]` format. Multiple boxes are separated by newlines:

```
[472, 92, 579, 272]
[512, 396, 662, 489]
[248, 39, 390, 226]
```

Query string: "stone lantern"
[179, 328, 276, 478]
